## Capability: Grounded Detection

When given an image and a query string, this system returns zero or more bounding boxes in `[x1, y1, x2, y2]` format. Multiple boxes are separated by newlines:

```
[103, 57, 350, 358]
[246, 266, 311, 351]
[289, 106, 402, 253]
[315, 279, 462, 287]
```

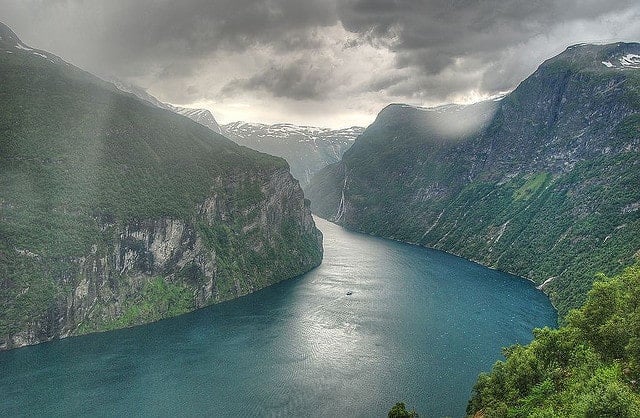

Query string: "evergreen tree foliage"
[467, 263, 640, 417]
[388, 402, 418, 418]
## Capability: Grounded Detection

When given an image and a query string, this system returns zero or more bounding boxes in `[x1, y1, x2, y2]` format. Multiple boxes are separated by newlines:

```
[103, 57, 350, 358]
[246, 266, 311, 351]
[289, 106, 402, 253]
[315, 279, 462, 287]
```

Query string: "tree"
[466, 263, 640, 417]
[388, 402, 418, 418]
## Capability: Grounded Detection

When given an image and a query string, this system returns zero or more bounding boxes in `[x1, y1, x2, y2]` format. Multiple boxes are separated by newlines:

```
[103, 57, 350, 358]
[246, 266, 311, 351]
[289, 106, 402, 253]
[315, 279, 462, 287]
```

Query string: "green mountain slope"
[0, 23, 322, 350]
[467, 262, 640, 417]
[308, 42, 640, 317]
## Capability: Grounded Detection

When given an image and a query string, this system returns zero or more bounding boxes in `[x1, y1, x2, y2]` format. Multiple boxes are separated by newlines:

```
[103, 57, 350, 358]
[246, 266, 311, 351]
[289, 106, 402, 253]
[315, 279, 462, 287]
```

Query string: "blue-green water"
[0, 217, 556, 417]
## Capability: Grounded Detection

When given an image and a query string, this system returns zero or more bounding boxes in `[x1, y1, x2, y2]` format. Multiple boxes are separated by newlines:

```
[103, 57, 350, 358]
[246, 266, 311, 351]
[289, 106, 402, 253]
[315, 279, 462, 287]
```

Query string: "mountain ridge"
[108, 79, 360, 188]
[108, 78, 222, 133]
[0, 22, 323, 350]
[308, 41, 640, 316]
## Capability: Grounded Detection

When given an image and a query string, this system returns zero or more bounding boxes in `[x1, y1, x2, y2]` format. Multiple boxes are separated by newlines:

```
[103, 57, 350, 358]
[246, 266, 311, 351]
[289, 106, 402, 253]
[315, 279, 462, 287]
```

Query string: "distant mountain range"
[308, 42, 640, 317]
[223, 122, 363, 188]
[110, 81, 362, 188]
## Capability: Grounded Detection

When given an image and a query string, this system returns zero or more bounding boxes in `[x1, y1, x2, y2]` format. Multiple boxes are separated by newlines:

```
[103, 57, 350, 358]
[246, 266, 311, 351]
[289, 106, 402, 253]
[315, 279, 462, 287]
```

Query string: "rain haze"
[2, 0, 640, 128]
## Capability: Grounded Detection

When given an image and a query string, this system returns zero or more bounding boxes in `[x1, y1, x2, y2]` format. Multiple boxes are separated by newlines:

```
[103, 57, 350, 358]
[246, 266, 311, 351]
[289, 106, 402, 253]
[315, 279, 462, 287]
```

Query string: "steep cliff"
[308, 42, 640, 316]
[0, 22, 322, 350]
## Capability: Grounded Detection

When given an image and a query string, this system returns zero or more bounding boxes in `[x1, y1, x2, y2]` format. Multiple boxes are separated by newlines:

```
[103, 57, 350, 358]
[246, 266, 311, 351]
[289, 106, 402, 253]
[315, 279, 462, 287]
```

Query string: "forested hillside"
[0, 22, 322, 350]
[308, 42, 640, 316]
[467, 262, 640, 417]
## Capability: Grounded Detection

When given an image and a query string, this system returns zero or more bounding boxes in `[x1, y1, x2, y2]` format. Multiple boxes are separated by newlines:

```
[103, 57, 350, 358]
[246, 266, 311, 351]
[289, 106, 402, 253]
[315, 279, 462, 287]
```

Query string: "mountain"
[110, 79, 222, 133]
[173, 106, 221, 133]
[0, 22, 322, 350]
[107, 81, 358, 187]
[308, 42, 640, 317]
[222, 122, 363, 188]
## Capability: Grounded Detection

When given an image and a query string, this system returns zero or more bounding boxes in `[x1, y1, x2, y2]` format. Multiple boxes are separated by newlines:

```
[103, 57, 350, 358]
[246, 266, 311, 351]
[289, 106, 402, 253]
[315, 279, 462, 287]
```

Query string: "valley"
[0, 218, 556, 417]
[1, 8, 639, 416]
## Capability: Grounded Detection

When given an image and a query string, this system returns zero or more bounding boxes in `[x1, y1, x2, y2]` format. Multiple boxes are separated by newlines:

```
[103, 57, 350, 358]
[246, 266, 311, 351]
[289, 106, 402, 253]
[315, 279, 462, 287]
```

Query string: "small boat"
[346, 291, 353, 295]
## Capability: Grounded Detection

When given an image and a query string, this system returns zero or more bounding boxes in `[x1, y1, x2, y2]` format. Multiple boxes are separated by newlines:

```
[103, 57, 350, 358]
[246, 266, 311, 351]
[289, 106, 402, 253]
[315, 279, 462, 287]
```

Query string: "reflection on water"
[0, 217, 556, 417]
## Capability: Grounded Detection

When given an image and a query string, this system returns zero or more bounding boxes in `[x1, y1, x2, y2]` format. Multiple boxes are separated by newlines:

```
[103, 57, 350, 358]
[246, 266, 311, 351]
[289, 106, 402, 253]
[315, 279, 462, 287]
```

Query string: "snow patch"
[601, 61, 614, 68]
[15, 43, 32, 51]
[619, 54, 640, 68]
[32, 52, 48, 59]
[224, 121, 362, 143]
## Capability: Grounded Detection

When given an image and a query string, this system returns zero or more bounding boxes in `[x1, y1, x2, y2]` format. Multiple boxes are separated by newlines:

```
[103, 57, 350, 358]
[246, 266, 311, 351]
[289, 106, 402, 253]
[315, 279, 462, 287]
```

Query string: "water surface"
[0, 217, 556, 417]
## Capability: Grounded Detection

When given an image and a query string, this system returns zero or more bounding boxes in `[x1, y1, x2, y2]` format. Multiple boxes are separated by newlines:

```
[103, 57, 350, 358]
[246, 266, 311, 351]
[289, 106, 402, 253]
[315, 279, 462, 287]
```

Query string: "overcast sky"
[2, 1, 640, 128]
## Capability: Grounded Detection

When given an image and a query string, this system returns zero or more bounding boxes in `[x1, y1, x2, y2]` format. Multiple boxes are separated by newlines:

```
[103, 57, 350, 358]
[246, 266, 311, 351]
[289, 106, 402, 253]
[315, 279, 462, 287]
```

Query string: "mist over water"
[0, 217, 556, 417]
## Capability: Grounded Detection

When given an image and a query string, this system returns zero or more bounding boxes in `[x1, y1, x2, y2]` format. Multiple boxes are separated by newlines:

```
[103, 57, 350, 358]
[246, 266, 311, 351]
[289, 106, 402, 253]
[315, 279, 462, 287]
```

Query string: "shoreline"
[314, 214, 561, 320]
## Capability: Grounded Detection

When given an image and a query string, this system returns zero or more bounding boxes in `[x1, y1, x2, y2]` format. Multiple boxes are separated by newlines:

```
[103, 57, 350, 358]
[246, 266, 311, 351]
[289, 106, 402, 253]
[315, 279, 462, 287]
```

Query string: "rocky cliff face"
[3, 168, 321, 350]
[2, 166, 322, 350]
[308, 42, 640, 316]
[0, 22, 322, 350]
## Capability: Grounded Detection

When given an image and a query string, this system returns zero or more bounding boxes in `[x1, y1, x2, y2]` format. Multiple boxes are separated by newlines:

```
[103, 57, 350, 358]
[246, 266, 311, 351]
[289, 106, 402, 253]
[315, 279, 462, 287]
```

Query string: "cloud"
[1, 0, 639, 128]
[365, 74, 407, 93]
[336, 0, 640, 104]
[0, 0, 339, 76]
[221, 58, 334, 100]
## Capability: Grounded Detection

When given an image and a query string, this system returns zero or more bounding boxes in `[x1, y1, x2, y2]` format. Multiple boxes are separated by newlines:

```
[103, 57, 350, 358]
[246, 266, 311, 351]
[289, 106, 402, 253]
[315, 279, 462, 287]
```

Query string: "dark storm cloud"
[338, 0, 636, 52]
[1, 0, 639, 125]
[0, 0, 339, 77]
[221, 59, 334, 100]
[365, 74, 407, 93]
[102, 0, 337, 53]
[337, 0, 640, 92]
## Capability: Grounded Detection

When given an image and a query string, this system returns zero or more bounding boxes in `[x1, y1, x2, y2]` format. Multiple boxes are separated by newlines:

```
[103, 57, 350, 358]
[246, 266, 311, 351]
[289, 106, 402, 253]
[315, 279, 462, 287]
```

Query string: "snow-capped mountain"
[107, 78, 358, 186]
[223, 122, 363, 143]
[223, 122, 363, 188]
[109, 79, 221, 133]
[172, 107, 221, 133]
[0, 21, 67, 66]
